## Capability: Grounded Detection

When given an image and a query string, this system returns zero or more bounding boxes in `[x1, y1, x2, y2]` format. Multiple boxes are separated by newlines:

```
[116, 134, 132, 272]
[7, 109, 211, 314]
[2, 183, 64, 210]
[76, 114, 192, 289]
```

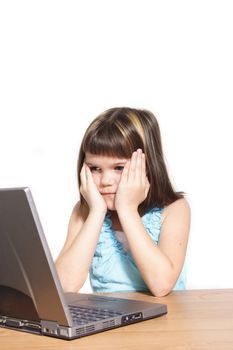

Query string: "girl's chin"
[103, 198, 116, 211]
[107, 204, 116, 211]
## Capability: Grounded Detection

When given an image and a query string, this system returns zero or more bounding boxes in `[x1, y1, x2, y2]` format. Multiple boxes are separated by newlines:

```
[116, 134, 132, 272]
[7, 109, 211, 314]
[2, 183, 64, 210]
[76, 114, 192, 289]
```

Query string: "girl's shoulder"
[57, 201, 87, 258]
[71, 201, 89, 221]
[161, 197, 191, 225]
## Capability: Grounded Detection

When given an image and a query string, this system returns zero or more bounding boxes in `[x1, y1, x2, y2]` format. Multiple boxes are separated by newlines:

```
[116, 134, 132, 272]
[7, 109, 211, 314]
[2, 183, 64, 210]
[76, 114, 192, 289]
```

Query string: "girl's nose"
[100, 171, 114, 186]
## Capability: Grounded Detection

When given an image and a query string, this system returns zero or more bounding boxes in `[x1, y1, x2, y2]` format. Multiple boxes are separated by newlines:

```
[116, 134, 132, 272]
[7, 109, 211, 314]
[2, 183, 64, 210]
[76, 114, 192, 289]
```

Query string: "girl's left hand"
[115, 149, 150, 213]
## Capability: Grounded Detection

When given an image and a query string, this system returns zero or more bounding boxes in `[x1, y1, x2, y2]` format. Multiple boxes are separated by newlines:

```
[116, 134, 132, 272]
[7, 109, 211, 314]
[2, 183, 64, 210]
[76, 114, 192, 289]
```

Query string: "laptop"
[0, 187, 167, 340]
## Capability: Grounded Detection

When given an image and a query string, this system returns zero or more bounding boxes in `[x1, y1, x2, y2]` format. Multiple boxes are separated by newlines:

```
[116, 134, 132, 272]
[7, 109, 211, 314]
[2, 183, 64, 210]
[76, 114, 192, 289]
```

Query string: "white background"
[0, 0, 233, 292]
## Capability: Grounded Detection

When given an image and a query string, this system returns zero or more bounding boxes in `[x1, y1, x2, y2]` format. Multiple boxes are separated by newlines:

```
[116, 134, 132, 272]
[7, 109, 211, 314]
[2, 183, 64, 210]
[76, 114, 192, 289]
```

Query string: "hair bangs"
[82, 125, 133, 159]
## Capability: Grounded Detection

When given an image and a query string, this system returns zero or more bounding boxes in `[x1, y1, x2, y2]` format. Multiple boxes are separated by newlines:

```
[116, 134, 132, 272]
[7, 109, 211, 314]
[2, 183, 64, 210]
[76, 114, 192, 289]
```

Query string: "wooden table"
[1, 289, 233, 349]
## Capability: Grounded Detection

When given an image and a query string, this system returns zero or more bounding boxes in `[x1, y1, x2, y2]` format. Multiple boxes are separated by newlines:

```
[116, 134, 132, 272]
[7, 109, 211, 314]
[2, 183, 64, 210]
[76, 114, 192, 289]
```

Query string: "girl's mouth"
[101, 193, 115, 196]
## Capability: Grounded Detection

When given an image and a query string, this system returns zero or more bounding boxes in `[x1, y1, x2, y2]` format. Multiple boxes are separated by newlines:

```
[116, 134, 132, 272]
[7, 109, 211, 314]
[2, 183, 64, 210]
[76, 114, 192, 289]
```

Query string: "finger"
[141, 152, 147, 183]
[80, 163, 87, 188]
[128, 151, 137, 181]
[85, 164, 94, 184]
[120, 160, 130, 183]
[135, 149, 143, 183]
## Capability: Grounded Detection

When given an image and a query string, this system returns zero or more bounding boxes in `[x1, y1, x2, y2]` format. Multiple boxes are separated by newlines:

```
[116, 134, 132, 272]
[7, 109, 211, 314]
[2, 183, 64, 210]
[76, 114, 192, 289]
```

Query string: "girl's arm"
[55, 204, 106, 292]
[55, 164, 107, 292]
[115, 149, 190, 297]
[117, 198, 190, 297]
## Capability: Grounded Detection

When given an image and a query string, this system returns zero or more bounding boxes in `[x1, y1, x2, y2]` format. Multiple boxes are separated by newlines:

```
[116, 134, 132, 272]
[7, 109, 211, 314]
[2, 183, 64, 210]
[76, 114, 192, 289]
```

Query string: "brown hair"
[77, 107, 184, 215]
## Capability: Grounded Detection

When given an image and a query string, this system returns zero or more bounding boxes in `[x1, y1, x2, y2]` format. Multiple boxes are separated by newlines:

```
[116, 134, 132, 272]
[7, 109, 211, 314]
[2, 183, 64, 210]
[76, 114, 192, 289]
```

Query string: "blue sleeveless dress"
[89, 208, 186, 292]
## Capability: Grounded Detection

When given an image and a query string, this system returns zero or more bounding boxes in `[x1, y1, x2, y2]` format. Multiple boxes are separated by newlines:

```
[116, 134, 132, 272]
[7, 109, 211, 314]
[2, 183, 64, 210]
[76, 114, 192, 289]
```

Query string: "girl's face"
[85, 152, 129, 210]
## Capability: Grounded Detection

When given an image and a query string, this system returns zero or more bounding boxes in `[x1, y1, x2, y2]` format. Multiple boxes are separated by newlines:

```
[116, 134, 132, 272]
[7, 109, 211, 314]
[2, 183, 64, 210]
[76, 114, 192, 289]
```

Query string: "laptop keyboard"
[68, 305, 124, 325]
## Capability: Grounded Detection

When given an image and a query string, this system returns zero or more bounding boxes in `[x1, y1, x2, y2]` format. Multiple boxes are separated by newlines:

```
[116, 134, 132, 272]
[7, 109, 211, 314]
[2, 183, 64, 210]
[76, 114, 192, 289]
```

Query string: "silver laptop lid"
[0, 187, 72, 327]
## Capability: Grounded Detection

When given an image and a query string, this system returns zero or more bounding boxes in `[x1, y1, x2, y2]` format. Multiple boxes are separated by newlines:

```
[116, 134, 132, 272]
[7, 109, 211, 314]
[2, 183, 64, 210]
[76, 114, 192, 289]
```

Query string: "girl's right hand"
[80, 164, 107, 214]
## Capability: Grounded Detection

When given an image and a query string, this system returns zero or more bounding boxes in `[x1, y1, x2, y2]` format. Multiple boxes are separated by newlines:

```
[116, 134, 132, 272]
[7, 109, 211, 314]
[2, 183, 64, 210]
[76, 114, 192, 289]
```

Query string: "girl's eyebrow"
[112, 161, 128, 165]
[85, 162, 98, 166]
[85, 160, 127, 166]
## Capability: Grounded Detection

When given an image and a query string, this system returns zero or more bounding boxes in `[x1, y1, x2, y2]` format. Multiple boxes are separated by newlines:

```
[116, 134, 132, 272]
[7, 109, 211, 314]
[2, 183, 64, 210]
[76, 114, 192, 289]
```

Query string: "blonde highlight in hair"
[114, 119, 136, 153]
[127, 111, 146, 146]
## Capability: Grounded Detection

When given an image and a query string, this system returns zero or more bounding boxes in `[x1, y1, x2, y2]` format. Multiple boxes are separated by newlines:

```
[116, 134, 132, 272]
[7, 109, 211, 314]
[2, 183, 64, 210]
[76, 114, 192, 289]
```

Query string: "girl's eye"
[89, 167, 101, 173]
[115, 166, 124, 172]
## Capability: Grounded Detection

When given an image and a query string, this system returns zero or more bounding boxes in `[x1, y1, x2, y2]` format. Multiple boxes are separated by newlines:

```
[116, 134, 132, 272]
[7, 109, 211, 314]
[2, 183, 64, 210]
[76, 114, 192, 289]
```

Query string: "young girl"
[56, 107, 190, 297]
